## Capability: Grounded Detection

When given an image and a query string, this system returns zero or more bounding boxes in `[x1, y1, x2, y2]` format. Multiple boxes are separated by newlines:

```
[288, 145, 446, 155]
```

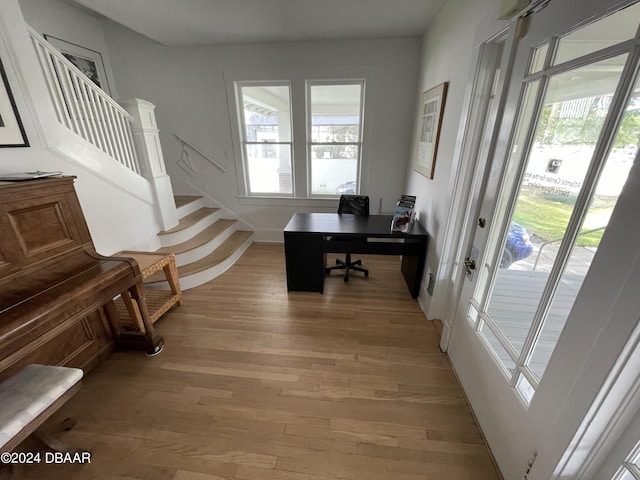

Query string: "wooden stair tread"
[156, 219, 236, 254]
[173, 195, 202, 209]
[146, 230, 253, 282]
[160, 207, 219, 234]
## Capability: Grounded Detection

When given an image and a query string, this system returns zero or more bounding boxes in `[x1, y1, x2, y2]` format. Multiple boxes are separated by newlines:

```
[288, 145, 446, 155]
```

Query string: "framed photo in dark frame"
[44, 35, 111, 96]
[0, 56, 29, 148]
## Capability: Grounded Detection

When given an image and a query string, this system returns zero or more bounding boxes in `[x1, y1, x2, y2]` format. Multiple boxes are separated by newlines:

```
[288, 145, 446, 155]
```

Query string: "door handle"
[463, 258, 476, 276]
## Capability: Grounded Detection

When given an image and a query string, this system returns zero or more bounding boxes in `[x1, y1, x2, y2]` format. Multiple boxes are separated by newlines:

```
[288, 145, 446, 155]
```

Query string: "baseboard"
[251, 228, 285, 243]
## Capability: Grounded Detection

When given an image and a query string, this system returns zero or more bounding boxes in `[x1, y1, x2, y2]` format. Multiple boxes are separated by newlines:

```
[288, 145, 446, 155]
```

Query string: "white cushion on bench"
[0, 364, 83, 449]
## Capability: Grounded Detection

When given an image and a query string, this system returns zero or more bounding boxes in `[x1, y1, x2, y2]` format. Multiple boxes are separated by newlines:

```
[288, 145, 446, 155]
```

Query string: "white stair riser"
[176, 198, 204, 218]
[159, 210, 221, 246]
[148, 234, 253, 291]
[174, 223, 238, 266]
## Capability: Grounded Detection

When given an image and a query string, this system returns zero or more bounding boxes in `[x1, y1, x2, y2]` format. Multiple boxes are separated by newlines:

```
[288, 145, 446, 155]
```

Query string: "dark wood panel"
[0, 187, 88, 267]
[9, 200, 75, 257]
[0, 249, 9, 276]
[0, 308, 114, 382]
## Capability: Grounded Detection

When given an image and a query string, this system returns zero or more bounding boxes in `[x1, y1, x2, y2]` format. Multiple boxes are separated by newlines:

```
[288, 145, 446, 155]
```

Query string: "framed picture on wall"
[413, 82, 448, 179]
[0, 56, 29, 148]
[44, 35, 111, 96]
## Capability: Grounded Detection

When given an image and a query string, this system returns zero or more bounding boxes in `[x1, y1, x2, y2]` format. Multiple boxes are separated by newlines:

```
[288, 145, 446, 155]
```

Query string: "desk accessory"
[391, 195, 416, 233]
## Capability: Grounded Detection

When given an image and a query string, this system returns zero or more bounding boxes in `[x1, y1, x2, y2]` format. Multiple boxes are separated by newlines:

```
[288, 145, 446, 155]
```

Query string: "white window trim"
[224, 66, 374, 202]
[306, 79, 366, 197]
[236, 80, 294, 197]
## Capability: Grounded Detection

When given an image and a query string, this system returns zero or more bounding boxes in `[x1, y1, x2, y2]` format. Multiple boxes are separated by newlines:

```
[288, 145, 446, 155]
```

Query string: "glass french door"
[448, 1, 640, 477]
[470, 1, 640, 400]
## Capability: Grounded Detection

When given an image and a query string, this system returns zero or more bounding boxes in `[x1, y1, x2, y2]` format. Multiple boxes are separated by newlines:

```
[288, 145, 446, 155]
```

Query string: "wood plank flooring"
[20, 243, 500, 480]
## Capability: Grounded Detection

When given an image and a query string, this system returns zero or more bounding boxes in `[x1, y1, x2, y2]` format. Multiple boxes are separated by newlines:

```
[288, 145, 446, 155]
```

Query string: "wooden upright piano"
[0, 176, 163, 380]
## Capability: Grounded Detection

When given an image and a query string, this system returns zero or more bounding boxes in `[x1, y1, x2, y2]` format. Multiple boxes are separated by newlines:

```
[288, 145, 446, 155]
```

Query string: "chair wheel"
[365, 271, 369, 277]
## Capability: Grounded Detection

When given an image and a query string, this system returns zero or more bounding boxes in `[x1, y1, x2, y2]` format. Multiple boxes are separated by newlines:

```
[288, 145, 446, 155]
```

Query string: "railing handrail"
[532, 226, 605, 271]
[173, 133, 229, 173]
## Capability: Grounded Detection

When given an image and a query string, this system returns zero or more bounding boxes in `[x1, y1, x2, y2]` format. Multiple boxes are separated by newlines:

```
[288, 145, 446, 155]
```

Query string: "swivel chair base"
[325, 253, 369, 282]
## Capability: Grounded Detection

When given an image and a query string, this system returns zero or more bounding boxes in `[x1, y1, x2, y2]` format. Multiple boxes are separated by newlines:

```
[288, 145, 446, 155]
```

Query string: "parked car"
[335, 181, 357, 194]
[501, 222, 534, 268]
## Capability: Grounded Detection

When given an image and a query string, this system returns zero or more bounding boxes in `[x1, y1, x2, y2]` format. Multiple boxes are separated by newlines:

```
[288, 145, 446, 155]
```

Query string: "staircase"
[145, 196, 254, 290]
[26, 29, 254, 288]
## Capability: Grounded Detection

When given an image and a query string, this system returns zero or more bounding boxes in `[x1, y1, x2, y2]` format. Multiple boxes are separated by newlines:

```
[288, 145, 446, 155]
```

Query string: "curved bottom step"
[147, 230, 254, 290]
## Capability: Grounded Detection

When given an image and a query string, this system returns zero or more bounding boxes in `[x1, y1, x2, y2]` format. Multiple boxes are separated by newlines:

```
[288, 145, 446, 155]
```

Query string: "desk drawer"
[324, 237, 425, 256]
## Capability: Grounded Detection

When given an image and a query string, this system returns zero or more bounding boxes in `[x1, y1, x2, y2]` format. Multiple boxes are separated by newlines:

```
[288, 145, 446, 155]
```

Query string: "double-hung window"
[237, 83, 293, 196]
[234, 77, 365, 198]
[308, 81, 364, 196]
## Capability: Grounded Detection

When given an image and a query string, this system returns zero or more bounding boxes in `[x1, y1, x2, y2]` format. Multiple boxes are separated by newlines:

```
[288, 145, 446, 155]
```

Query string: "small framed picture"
[44, 35, 111, 96]
[0, 56, 29, 147]
[413, 82, 448, 179]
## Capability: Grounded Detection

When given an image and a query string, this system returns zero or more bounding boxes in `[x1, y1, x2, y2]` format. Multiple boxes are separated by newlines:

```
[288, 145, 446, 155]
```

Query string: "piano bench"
[0, 365, 83, 456]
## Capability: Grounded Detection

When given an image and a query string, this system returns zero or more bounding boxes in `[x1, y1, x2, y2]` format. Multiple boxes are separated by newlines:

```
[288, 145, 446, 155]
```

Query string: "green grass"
[512, 189, 610, 247]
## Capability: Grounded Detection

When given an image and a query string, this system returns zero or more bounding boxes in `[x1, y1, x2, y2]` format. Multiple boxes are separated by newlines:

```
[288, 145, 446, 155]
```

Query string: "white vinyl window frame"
[235, 81, 294, 197]
[224, 66, 374, 205]
[612, 441, 640, 479]
[306, 79, 366, 198]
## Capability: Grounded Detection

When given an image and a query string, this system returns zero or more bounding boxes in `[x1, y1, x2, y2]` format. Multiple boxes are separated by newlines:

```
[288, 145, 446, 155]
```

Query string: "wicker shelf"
[114, 251, 182, 332]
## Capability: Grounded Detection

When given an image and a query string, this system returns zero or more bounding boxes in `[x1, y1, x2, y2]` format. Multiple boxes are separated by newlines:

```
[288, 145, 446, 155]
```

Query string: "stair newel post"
[119, 98, 179, 231]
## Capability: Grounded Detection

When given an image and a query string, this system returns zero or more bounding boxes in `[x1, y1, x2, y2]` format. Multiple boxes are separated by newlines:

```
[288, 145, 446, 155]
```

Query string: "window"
[237, 83, 293, 195]
[234, 78, 365, 198]
[308, 82, 364, 196]
[612, 440, 640, 479]
[465, 1, 640, 404]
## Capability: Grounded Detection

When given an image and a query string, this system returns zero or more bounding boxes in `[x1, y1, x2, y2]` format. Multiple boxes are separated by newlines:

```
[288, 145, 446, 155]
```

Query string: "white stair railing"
[28, 27, 140, 175]
[173, 133, 229, 173]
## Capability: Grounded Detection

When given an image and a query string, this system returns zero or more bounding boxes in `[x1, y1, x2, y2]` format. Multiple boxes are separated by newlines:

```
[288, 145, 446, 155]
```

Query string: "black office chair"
[326, 194, 370, 282]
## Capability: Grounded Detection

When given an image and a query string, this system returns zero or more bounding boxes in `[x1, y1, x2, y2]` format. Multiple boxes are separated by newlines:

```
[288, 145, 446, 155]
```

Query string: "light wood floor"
[21, 243, 500, 480]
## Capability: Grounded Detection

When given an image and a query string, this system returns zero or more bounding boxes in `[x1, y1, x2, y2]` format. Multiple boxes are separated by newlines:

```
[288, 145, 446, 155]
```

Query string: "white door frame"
[438, 22, 518, 350]
[552, 269, 640, 478]
[441, 0, 640, 478]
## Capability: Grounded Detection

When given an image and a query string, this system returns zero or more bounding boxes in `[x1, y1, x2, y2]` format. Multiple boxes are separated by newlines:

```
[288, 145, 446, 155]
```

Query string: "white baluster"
[29, 28, 150, 179]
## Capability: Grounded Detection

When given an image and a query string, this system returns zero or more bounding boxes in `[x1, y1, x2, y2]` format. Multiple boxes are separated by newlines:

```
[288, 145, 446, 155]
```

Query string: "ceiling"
[69, 0, 448, 47]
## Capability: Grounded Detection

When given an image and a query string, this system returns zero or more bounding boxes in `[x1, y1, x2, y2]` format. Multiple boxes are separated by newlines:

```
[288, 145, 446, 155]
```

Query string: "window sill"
[238, 196, 340, 207]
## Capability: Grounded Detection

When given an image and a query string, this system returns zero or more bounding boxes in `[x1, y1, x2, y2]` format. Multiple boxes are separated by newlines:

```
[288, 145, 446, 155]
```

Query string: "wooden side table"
[114, 251, 182, 332]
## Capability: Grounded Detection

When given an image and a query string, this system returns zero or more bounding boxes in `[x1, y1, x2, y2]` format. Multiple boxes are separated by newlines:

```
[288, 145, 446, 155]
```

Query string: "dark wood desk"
[284, 213, 428, 298]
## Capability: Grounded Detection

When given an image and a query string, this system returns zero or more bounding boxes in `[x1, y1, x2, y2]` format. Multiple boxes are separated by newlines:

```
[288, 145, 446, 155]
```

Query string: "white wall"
[406, 0, 503, 319]
[0, 0, 162, 254]
[101, 20, 421, 241]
